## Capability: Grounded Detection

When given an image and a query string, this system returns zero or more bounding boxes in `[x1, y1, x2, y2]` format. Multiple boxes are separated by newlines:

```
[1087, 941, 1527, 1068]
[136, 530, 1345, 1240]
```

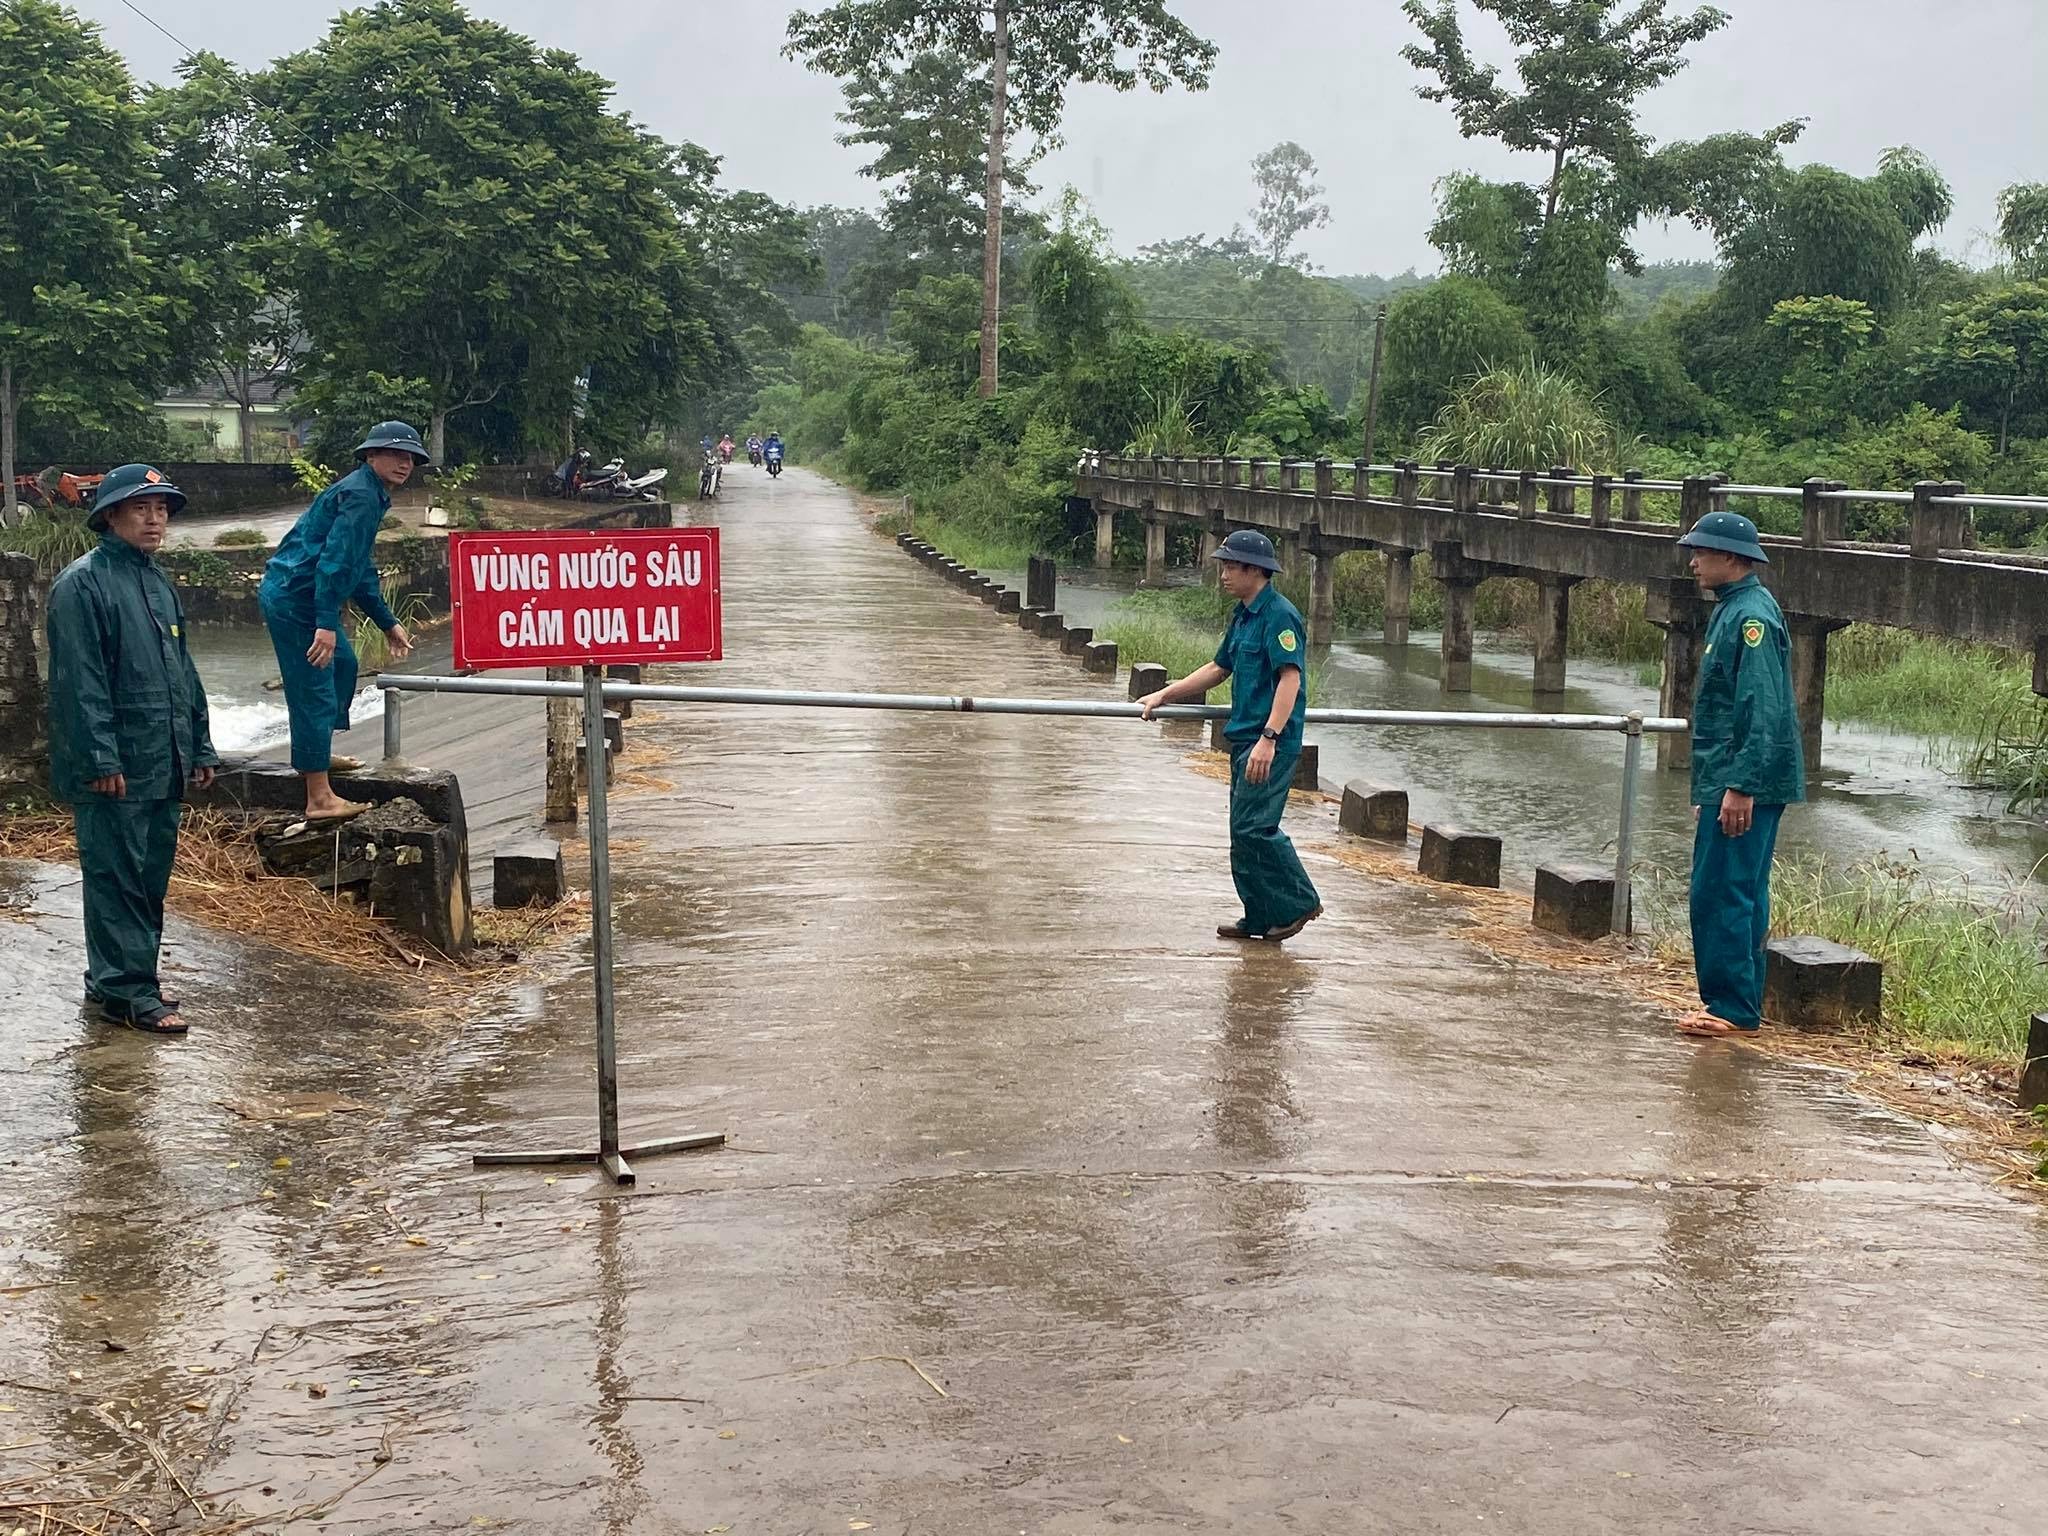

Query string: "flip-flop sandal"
[117, 1000, 189, 1035]
[328, 756, 366, 774]
[1676, 1015, 1758, 1039]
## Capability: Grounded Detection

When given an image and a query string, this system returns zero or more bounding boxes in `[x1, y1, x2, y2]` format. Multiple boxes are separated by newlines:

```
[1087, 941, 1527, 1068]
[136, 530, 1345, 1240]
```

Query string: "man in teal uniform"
[46, 465, 219, 1035]
[1675, 511, 1805, 1038]
[1138, 529, 1323, 942]
[260, 422, 424, 820]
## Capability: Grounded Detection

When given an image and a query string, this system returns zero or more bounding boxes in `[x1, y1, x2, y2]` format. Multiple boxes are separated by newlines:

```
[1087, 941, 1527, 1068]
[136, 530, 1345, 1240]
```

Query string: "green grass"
[1768, 854, 2048, 1063]
[908, 515, 1036, 573]
[213, 526, 267, 548]
[0, 508, 97, 575]
[1825, 627, 2036, 737]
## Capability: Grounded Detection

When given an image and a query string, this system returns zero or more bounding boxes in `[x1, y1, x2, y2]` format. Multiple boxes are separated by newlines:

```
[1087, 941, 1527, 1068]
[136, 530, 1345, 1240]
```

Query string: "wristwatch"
[1260, 728, 1281, 742]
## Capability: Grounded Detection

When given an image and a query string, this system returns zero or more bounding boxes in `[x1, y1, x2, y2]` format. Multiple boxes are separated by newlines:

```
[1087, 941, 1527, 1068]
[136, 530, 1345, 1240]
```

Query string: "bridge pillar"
[1095, 507, 1114, 567]
[1532, 576, 1579, 695]
[1143, 515, 1167, 584]
[1196, 524, 1220, 585]
[1440, 580, 1478, 693]
[1309, 545, 1336, 648]
[1383, 549, 1414, 646]
[1646, 584, 1709, 771]
[1787, 615, 1849, 776]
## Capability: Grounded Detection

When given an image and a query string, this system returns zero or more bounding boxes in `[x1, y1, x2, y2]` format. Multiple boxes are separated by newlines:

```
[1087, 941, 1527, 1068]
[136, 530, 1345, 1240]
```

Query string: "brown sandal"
[1266, 907, 1324, 943]
[1676, 1014, 1758, 1039]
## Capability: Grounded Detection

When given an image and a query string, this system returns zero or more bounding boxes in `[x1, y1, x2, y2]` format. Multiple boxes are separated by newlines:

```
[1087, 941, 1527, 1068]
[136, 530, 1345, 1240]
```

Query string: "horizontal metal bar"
[376, 673, 1688, 734]
[1816, 489, 1913, 503]
[1714, 484, 1805, 498]
[1931, 494, 2048, 510]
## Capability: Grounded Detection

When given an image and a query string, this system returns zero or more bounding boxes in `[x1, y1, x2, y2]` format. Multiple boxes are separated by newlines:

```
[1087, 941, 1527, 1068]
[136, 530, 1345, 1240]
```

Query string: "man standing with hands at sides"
[1674, 511, 1804, 1039]
[260, 422, 426, 822]
[1138, 530, 1323, 943]
[47, 465, 219, 1035]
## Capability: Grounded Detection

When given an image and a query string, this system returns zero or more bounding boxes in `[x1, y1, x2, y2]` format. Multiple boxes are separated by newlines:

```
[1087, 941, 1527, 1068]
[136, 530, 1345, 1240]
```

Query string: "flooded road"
[6, 465, 2048, 1533]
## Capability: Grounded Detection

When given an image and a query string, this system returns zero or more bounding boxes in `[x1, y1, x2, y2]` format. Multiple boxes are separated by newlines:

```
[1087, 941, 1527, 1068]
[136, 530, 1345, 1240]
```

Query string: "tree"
[1245, 142, 1330, 270]
[146, 51, 293, 463]
[0, 1, 168, 523]
[1400, 0, 1731, 226]
[1920, 282, 2048, 455]
[786, 1, 1216, 399]
[1380, 274, 1532, 434]
[1996, 183, 2048, 279]
[263, 0, 723, 464]
[1765, 294, 1874, 437]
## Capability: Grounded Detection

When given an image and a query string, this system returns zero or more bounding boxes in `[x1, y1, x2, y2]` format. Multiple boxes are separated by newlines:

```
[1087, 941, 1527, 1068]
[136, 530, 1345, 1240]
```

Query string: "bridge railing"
[1079, 453, 2048, 563]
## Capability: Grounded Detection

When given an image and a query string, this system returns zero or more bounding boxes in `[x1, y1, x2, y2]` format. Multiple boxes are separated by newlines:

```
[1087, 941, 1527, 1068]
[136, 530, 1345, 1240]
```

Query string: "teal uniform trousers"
[1689, 803, 1785, 1029]
[1229, 740, 1321, 934]
[262, 602, 358, 772]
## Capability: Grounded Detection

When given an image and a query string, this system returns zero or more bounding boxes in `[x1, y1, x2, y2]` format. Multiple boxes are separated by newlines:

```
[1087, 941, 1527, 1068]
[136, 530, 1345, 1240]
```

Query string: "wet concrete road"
[7, 464, 2048, 1533]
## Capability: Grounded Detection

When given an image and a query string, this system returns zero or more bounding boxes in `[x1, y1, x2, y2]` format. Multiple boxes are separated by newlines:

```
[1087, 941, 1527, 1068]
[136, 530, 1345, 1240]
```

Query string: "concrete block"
[1208, 717, 1229, 751]
[1018, 605, 1044, 629]
[369, 818, 473, 955]
[1292, 743, 1320, 791]
[2020, 1013, 2048, 1111]
[996, 589, 1022, 614]
[979, 581, 1001, 604]
[605, 664, 641, 719]
[601, 709, 623, 754]
[1129, 662, 1168, 700]
[1033, 611, 1065, 639]
[1532, 863, 1620, 940]
[1418, 825, 1501, 888]
[1339, 782, 1408, 842]
[493, 838, 565, 909]
[1083, 640, 1118, 674]
[1764, 936, 1882, 1031]
[1061, 626, 1094, 655]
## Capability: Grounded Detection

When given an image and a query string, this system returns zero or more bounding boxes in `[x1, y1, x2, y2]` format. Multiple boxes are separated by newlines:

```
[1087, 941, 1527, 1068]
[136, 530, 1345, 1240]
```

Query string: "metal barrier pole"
[584, 665, 626, 1182]
[381, 687, 400, 762]
[1612, 712, 1644, 936]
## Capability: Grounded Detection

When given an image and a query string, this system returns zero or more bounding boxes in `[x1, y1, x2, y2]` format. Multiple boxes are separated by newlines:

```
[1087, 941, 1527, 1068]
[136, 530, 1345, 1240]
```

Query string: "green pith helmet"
[354, 420, 433, 466]
[88, 464, 187, 532]
[1212, 528, 1282, 572]
[1676, 509, 1769, 564]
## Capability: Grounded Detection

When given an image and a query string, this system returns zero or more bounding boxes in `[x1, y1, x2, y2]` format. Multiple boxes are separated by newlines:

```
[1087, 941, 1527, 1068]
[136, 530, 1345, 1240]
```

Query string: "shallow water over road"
[6, 465, 2048, 1533]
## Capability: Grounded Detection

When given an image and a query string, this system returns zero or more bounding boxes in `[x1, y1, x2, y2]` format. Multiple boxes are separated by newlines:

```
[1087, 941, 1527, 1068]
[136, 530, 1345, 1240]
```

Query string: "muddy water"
[6, 465, 2048, 1533]
[997, 565, 2048, 895]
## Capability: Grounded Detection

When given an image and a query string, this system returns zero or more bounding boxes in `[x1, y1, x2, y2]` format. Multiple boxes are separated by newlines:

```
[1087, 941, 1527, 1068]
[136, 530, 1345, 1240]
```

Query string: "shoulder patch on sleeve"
[1277, 628, 1298, 653]
[1741, 617, 1765, 648]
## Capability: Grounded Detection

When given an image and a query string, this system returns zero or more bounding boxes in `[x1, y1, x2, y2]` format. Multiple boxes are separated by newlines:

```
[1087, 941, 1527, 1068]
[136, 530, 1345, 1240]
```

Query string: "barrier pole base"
[474, 1130, 726, 1187]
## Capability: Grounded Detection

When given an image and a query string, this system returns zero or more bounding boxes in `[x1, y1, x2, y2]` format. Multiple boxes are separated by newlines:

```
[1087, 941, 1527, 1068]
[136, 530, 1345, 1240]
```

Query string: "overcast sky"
[79, 0, 2045, 274]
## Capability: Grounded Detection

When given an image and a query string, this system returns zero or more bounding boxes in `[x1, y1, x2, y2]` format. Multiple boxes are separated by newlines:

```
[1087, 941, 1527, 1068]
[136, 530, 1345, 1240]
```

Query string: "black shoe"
[1266, 907, 1324, 942]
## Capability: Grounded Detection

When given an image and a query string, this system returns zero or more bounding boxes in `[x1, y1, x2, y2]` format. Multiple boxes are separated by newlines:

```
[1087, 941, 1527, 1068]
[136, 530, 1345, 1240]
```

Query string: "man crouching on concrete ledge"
[1137, 529, 1323, 943]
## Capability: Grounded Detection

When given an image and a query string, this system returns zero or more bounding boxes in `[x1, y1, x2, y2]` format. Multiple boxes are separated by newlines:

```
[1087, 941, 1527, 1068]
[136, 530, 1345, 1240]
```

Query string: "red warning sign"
[449, 527, 721, 669]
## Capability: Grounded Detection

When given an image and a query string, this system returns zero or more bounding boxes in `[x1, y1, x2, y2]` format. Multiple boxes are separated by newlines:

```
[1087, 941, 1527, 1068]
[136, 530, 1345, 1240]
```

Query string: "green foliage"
[1766, 294, 1875, 436]
[1418, 360, 1628, 471]
[290, 453, 335, 495]
[352, 571, 431, 672]
[0, 508, 97, 575]
[1829, 405, 1992, 496]
[213, 526, 267, 547]
[1917, 281, 2048, 454]
[1029, 211, 1138, 368]
[1996, 183, 2048, 279]
[1719, 164, 1919, 320]
[1246, 142, 1331, 270]
[0, 0, 171, 523]
[1381, 276, 1533, 434]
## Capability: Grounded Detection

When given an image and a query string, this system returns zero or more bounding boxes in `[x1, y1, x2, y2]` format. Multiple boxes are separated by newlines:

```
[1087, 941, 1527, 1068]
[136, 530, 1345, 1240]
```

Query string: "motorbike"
[543, 451, 666, 501]
[764, 445, 783, 479]
[697, 451, 722, 500]
[10, 468, 104, 510]
[747, 443, 763, 467]
[718, 438, 735, 463]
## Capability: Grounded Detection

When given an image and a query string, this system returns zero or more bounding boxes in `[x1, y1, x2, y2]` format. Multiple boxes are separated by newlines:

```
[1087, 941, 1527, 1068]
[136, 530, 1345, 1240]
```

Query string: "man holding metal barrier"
[1675, 511, 1804, 1038]
[1137, 529, 1323, 943]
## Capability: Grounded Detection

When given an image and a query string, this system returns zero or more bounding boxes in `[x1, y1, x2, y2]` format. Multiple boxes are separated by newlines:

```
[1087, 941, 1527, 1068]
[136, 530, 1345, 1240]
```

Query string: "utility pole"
[1360, 302, 1388, 470]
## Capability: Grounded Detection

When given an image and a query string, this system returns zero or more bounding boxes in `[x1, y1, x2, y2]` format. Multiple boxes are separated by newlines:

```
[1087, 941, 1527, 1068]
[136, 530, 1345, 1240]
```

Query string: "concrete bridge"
[1075, 454, 2048, 770]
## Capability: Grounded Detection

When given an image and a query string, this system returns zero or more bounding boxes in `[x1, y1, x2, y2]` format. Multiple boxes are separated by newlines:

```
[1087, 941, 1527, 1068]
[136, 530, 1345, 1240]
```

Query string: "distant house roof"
[160, 372, 295, 408]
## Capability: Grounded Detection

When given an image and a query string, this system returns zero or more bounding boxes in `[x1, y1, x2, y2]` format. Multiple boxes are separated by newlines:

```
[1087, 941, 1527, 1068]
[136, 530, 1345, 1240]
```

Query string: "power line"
[117, 0, 433, 230]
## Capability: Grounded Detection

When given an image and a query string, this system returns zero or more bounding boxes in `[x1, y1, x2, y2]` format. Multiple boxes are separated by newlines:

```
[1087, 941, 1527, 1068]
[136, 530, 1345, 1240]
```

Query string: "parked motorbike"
[542, 450, 666, 501]
[697, 451, 722, 500]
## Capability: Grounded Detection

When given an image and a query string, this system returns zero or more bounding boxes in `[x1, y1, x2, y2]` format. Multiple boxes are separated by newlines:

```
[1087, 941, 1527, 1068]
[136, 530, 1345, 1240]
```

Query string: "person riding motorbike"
[746, 435, 763, 467]
[763, 432, 784, 479]
[718, 433, 735, 463]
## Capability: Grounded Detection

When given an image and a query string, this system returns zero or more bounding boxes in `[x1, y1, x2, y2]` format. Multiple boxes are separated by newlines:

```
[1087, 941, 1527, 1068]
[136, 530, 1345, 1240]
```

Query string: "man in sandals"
[259, 421, 423, 820]
[1674, 511, 1804, 1039]
[1137, 529, 1323, 943]
[46, 465, 219, 1035]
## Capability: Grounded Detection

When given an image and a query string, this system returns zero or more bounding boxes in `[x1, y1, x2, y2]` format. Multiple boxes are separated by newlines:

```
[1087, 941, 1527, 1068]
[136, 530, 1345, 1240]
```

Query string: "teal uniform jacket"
[1689, 573, 1804, 808]
[46, 534, 217, 801]
[260, 462, 400, 632]
[1212, 583, 1309, 748]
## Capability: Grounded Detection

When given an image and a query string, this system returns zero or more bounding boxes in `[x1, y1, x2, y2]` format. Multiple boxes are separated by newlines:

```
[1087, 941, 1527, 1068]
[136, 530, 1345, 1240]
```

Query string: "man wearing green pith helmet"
[1674, 510, 1804, 1039]
[1136, 529, 1323, 943]
[46, 464, 219, 1035]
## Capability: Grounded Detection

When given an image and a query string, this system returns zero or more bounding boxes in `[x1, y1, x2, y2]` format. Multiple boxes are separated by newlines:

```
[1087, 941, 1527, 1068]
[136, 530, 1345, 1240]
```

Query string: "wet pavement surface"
[7, 465, 2048, 1532]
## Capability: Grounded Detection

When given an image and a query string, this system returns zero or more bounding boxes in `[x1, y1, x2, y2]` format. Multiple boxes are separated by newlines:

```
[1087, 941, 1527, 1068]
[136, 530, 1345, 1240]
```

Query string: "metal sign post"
[461, 527, 727, 1186]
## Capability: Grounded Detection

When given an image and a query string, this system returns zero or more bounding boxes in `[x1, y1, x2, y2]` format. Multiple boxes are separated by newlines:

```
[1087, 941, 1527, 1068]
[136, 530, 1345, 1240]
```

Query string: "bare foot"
[305, 796, 369, 822]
